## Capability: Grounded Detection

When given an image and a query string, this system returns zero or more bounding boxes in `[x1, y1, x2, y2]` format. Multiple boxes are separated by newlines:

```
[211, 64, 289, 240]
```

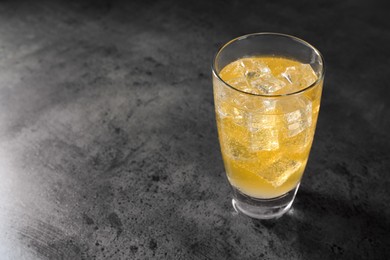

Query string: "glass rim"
[211, 32, 325, 98]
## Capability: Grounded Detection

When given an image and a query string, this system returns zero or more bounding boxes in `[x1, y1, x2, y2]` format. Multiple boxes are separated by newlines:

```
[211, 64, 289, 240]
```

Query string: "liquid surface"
[215, 56, 322, 198]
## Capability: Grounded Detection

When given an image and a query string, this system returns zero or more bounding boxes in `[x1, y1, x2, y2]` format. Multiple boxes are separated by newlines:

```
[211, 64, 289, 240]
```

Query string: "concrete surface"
[0, 0, 389, 259]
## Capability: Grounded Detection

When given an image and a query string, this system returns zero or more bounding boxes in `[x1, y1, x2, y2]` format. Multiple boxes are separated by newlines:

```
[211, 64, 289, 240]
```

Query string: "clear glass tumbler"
[212, 33, 324, 219]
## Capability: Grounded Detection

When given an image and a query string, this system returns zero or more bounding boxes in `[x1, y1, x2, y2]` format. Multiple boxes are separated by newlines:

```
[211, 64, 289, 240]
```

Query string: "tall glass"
[212, 33, 324, 219]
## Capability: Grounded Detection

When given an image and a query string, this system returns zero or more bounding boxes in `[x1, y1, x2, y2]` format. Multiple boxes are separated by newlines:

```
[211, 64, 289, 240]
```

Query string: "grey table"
[1, 1, 389, 259]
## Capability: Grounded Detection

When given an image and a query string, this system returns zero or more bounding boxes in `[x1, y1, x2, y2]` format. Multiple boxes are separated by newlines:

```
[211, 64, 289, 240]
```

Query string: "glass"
[212, 33, 324, 219]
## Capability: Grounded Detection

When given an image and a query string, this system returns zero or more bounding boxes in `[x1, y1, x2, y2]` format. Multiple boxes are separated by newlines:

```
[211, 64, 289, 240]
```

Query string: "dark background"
[0, 0, 389, 259]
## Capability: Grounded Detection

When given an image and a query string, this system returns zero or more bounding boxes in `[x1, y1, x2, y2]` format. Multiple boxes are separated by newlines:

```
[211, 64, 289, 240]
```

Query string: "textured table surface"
[1, 0, 389, 259]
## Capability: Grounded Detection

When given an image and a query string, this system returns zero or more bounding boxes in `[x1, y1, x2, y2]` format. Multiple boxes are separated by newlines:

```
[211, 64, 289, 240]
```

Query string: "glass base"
[231, 184, 300, 219]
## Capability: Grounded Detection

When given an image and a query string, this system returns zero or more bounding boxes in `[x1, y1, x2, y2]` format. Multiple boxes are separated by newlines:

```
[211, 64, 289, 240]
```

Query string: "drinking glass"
[212, 33, 324, 219]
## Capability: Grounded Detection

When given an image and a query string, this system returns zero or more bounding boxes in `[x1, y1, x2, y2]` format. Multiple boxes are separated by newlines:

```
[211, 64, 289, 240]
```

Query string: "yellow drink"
[215, 56, 322, 199]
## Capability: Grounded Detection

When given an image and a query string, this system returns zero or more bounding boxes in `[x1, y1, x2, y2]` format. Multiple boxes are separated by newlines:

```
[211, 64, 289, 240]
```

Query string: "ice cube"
[263, 99, 277, 112]
[283, 97, 312, 137]
[283, 128, 312, 154]
[285, 110, 303, 136]
[258, 158, 302, 187]
[233, 96, 256, 111]
[219, 127, 256, 161]
[248, 75, 287, 94]
[248, 114, 279, 151]
[239, 59, 269, 72]
[234, 60, 286, 95]
[300, 64, 318, 85]
[224, 59, 287, 95]
[249, 127, 279, 151]
[281, 70, 293, 84]
[280, 64, 317, 88]
[216, 102, 246, 125]
[248, 114, 278, 132]
[243, 64, 286, 94]
[242, 59, 271, 75]
[221, 135, 255, 161]
[226, 77, 252, 93]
